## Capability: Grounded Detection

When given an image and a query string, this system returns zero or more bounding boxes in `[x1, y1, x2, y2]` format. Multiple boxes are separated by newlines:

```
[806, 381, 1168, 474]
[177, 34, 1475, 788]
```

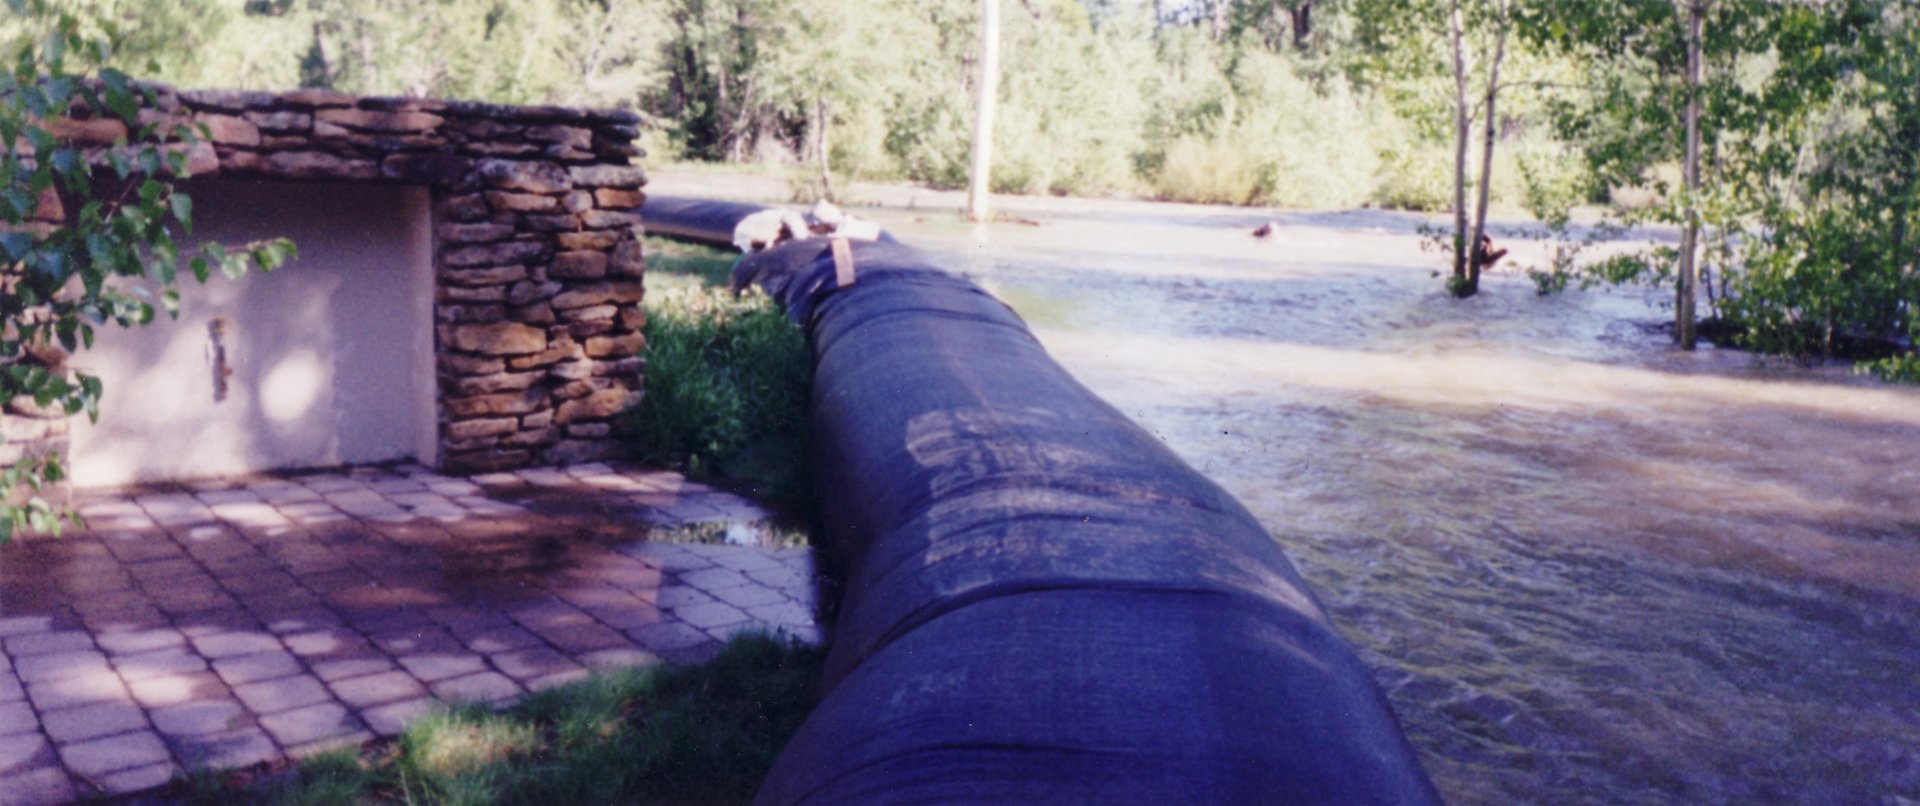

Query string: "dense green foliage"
[627, 239, 812, 511]
[1522, 0, 1918, 372]
[1, 1, 291, 542]
[181, 632, 826, 805]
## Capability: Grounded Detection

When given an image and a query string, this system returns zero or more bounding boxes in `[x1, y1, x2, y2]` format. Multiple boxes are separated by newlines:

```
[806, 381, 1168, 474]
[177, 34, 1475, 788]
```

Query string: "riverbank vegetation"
[17, 0, 1912, 376]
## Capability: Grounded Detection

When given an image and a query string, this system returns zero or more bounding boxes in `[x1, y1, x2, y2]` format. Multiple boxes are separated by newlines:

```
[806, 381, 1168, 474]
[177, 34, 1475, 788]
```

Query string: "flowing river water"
[661, 174, 1920, 803]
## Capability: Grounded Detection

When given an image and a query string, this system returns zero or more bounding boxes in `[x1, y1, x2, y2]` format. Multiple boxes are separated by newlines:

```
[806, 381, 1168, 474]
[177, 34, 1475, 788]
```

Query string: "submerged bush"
[628, 281, 813, 510]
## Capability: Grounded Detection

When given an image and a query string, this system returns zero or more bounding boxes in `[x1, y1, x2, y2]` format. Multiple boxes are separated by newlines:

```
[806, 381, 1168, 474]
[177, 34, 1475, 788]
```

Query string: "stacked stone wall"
[4, 84, 650, 476]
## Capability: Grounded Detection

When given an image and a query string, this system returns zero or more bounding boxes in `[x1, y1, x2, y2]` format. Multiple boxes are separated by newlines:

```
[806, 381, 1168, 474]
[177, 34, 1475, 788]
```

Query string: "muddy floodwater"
[660, 174, 1920, 804]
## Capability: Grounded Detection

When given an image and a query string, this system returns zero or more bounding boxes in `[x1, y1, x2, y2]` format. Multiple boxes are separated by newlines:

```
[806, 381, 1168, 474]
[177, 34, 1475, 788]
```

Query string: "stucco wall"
[68, 181, 435, 486]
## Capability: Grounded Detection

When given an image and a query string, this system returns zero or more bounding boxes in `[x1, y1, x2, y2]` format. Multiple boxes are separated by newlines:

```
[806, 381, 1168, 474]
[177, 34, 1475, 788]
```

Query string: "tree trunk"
[1448, 0, 1471, 293]
[1467, 0, 1510, 295]
[816, 96, 835, 202]
[1677, 0, 1703, 349]
[1289, 2, 1313, 49]
[968, 0, 1003, 222]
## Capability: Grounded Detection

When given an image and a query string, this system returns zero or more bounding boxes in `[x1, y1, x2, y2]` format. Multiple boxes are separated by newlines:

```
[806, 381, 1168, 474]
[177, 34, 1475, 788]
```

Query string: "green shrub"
[627, 278, 813, 511]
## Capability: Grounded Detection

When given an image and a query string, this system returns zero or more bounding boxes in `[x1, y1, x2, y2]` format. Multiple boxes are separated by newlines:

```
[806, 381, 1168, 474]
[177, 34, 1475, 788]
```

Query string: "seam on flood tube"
[839, 581, 1337, 677]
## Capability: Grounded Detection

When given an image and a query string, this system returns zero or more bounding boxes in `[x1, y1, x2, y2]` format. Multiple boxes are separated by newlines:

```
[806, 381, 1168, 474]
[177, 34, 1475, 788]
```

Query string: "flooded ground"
[655, 172, 1920, 804]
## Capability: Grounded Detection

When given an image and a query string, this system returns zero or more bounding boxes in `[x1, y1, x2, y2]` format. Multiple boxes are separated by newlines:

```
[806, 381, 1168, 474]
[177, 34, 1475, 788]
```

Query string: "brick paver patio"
[0, 462, 818, 804]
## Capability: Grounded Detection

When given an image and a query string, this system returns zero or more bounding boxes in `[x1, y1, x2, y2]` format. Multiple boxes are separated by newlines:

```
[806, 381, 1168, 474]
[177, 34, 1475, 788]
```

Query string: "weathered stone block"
[522, 410, 555, 430]
[311, 120, 353, 140]
[478, 159, 571, 194]
[245, 111, 311, 133]
[445, 388, 546, 417]
[510, 302, 556, 324]
[282, 88, 355, 107]
[484, 191, 558, 213]
[438, 283, 509, 302]
[317, 107, 445, 133]
[262, 151, 378, 180]
[507, 280, 562, 306]
[506, 339, 582, 370]
[180, 89, 278, 112]
[443, 265, 527, 288]
[440, 354, 505, 376]
[437, 222, 514, 244]
[617, 305, 646, 330]
[445, 323, 547, 356]
[549, 361, 593, 381]
[561, 191, 594, 214]
[526, 125, 592, 149]
[198, 115, 261, 146]
[564, 321, 616, 339]
[608, 241, 644, 277]
[592, 357, 645, 377]
[554, 390, 637, 424]
[567, 165, 646, 188]
[45, 117, 128, 145]
[550, 252, 608, 280]
[436, 304, 507, 324]
[439, 193, 489, 222]
[558, 231, 620, 251]
[382, 153, 473, 185]
[451, 371, 544, 395]
[447, 417, 518, 441]
[444, 241, 551, 267]
[584, 333, 645, 358]
[552, 282, 643, 310]
[593, 188, 645, 209]
[580, 210, 644, 230]
[554, 379, 601, 400]
[562, 304, 617, 323]
[519, 213, 582, 233]
[463, 141, 542, 157]
[503, 427, 559, 448]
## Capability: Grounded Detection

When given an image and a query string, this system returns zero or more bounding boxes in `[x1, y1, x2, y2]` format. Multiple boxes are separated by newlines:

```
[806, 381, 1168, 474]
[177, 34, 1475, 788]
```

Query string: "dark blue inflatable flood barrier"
[641, 196, 1440, 804]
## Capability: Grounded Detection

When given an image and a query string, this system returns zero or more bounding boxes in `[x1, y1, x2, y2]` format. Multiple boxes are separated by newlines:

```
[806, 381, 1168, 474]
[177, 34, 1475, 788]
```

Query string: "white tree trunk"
[1677, 0, 1703, 349]
[1448, 0, 1471, 288]
[968, 0, 1003, 222]
[1467, 0, 1510, 293]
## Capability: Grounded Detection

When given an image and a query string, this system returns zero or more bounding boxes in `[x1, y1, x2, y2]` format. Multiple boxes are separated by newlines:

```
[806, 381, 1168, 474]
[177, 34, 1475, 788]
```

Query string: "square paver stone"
[430, 672, 522, 706]
[98, 760, 176, 796]
[0, 700, 37, 736]
[4, 630, 95, 657]
[170, 726, 278, 770]
[360, 697, 440, 738]
[214, 651, 304, 686]
[259, 702, 360, 748]
[152, 699, 252, 738]
[57, 729, 170, 777]
[114, 648, 210, 682]
[0, 765, 75, 806]
[397, 653, 486, 683]
[233, 674, 332, 715]
[328, 671, 425, 708]
[191, 630, 284, 659]
[15, 650, 109, 683]
[42, 700, 148, 743]
[26, 672, 131, 712]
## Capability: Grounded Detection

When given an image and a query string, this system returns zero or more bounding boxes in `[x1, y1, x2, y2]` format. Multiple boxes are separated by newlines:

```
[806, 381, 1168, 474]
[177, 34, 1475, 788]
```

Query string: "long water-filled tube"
[642, 197, 1440, 804]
